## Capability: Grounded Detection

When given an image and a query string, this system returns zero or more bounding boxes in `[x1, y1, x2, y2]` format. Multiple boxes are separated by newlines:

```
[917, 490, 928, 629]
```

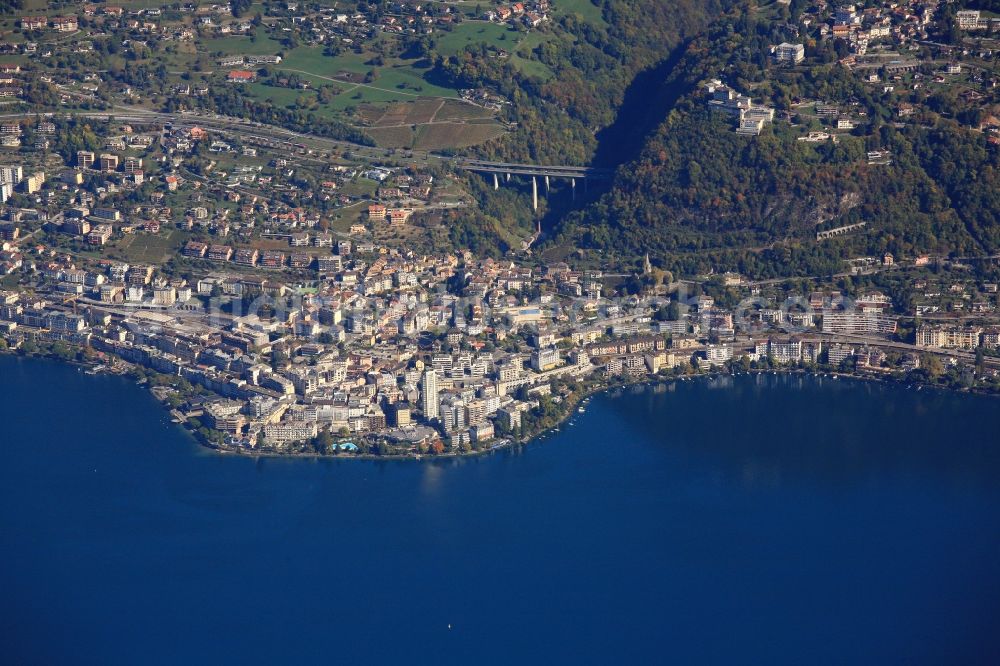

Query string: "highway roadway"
[0, 106, 613, 177]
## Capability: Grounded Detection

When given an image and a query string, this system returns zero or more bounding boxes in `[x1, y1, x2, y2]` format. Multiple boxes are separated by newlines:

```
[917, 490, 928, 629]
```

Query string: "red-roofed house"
[21, 17, 46, 30]
[53, 16, 79, 32]
[388, 208, 412, 226]
[227, 70, 256, 83]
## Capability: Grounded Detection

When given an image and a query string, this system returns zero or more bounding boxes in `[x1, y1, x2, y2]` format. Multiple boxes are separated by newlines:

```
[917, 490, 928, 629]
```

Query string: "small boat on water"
[577, 407, 585, 413]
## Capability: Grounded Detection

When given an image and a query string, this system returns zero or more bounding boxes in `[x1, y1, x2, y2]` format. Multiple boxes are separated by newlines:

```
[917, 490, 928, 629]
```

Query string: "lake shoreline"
[6, 350, 1000, 664]
[3, 346, 996, 462]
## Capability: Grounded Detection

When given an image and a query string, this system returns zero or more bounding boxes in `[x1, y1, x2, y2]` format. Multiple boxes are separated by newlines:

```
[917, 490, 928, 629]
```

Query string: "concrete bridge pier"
[493, 172, 499, 190]
[544, 175, 550, 195]
[532, 176, 538, 212]
[571, 177, 575, 201]
[505, 172, 511, 182]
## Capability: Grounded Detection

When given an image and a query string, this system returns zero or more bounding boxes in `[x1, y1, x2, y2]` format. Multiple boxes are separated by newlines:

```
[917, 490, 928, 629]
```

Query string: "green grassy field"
[329, 201, 371, 229]
[331, 84, 427, 109]
[365, 65, 457, 98]
[233, 47, 460, 116]
[555, 0, 607, 26]
[205, 35, 286, 57]
[512, 31, 556, 80]
[19, 0, 53, 10]
[196, 13, 577, 148]
[243, 81, 314, 109]
[117, 230, 186, 265]
[434, 22, 518, 56]
[278, 48, 370, 76]
[433, 22, 556, 79]
[122, 0, 212, 9]
[511, 53, 554, 80]
[338, 179, 380, 198]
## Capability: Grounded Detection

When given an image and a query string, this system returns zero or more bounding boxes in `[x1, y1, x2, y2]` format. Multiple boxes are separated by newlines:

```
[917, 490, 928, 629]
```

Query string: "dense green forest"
[542, 4, 1000, 278]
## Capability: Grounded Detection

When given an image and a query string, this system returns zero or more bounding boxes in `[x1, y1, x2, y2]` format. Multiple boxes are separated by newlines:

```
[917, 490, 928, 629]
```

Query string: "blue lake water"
[1, 354, 999, 665]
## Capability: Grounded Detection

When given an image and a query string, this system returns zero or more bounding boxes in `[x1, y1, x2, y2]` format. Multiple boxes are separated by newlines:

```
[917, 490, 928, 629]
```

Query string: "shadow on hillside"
[592, 41, 692, 168]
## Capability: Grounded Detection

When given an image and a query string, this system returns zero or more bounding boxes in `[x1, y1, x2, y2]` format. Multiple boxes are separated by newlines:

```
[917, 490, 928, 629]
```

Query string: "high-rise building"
[123, 156, 143, 174]
[441, 399, 465, 434]
[24, 171, 44, 194]
[0, 165, 23, 184]
[100, 153, 119, 172]
[421, 369, 439, 421]
[77, 150, 95, 169]
[773, 42, 805, 64]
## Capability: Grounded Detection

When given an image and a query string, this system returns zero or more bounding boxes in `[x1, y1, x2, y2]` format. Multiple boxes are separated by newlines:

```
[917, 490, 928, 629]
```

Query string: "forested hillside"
[545, 3, 1000, 278]
[435, 0, 737, 165]
[435, 0, 740, 255]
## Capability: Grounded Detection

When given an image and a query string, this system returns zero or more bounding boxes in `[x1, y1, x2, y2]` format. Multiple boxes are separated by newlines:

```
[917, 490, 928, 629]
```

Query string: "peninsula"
[0, 0, 999, 456]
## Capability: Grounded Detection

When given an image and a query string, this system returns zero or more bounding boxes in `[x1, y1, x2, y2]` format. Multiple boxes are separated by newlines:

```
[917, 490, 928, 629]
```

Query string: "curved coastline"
[4, 351, 1000, 665]
[2, 346, 996, 461]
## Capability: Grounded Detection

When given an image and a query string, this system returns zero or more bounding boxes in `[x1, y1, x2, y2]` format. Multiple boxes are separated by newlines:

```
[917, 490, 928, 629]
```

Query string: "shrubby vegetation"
[185, 88, 374, 146]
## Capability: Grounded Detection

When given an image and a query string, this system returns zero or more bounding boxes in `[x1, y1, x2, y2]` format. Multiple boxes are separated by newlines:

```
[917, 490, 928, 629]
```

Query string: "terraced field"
[191, 10, 581, 149]
[412, 122, 507, 151]
[359, 99, 506, 149]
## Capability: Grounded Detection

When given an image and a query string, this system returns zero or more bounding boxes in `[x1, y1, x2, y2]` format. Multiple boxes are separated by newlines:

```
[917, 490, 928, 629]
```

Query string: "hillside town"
[3, 173, 1000, 456]
[4, 2, 1000, 664]
[0, 1, 999, 457]
[698, 1, 1000, 139]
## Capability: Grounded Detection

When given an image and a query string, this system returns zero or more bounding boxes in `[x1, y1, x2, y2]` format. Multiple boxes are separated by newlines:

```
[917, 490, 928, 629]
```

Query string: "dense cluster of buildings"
[705, 80, 777, 136]
[917, 324, 1000, 350]
[0, 2, 997, 454]
[707, 3, 1000, 141]
[0, 113, 445, 261]
[6, 222, 999, 453]
[793, 2, 956, 57]
[482, 1, 551, 29]
[779, 2, 1000, 61]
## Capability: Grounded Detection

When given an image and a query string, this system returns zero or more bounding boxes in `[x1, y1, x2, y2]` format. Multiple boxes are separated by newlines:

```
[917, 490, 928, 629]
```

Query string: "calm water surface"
[1, 355, 999, 665]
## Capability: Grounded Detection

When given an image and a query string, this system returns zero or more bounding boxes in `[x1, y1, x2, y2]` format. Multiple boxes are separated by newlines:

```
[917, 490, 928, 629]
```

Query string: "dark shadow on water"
[600, 374, 1000, 491]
